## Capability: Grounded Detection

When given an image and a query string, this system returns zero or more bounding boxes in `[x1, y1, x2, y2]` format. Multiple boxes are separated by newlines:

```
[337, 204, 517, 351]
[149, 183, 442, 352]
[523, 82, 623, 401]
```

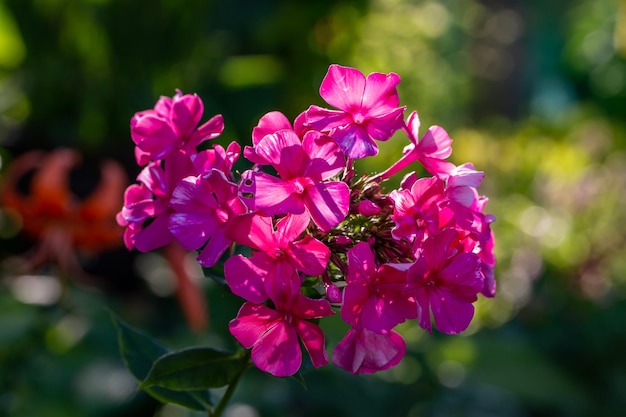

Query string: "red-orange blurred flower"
[1, 148, 127, 275]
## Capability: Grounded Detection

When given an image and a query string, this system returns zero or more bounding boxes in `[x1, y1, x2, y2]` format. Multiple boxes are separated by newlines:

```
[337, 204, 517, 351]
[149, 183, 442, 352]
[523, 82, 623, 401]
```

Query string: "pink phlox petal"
[447, 163, 484, 188]
[293, 111, 310, 138]
[170, 92, 204, 139]
[251, 320, 301, 377]
[319, 64, 366, 110]
[362, 106, 406, 141]
[399, 171, 418, 190]
[429, 286, 475, 334]
[238, 170, 306, 216]
[163, 150, 200, 194]
[421, 228, 460, 271]
[195, 224, 233, 267]
[252, 111, 292, 145]
[274, 212, 310, 246]
[224, 213, 275, 251]
[340, 284, 370, 327]
[295, 319, 329, 369]
[224, 253, 270, 303]
[439, 252, 483, 297]
[480, 263, 496, 298]
[361, 71, 402, 113]
[357, 200, 381, 216]
[417, 126, 453, 160]
[304, 105, 352, 133]
[131, 113, 178, 161]
[405, 111, 421, 144]
[229, 302, 281, 349]
[187, 114, 224, 149]
[192, 142, 241, 175]
[347, 242, 377, 284]
[153, 95, 174, 117]
[291, 293, 334, 319]
[302, 131, 345, 180]
[133, 213, 174, 252]
[120, 183, 156, 222]
[303, 180, 350, 232]
[255, 130, 305, 179]
[264, 262, 300, 308]
[332, 327, 406, 375]
[286, 235, 330, 276]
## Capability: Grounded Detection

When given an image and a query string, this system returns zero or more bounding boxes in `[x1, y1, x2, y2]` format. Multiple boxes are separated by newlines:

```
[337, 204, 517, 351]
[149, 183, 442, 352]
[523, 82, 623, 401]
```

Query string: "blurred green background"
[1, 0, 626, 416]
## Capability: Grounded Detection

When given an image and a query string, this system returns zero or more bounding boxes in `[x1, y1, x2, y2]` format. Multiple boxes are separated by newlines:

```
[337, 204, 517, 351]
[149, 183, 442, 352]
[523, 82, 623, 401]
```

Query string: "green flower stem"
[210, 351, 251, 417]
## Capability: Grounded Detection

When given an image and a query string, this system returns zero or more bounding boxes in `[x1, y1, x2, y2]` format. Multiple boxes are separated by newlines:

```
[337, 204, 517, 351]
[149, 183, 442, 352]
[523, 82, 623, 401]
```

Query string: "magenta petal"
[287, 235, 330, 276]
[188, 114, 225, 149]
[340, 284, 370, 327]
[252, 111, 292, 145]
[291, 294, 334, 319]
[304, 105, 351, 131]
[365, 107, 406, 141]
[240, 171, 305, 216]
[224, 254, 269, 303]
[302, 131, 345, 180]
[274, 212, 310, 246]
[196, 226, 232, 267]
[295, 319, 328, 368]
[440, 252, 483, 296]
[406, 111, 421, 144]
[255, 130, 304, 179]
[229, 303, 281, 348]
[362, 71, 402, 112]
[333, 327, 406, 375]
[429, 287, 475, 334]
[224, 213, 275, 251]
[171, 93, 203, 139]
[169, 211, 218, 250]
[319, 64, 366, 110]
[303, 181, 349, 231]
[252, 320, 301, 377]
[346, 242, 376, 284]
[133, 213, 174, 252]
[418, 126, 453, 160]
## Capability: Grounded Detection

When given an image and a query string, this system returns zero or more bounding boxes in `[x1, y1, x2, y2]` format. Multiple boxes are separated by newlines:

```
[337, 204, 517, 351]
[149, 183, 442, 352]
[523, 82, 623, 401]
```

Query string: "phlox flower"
[239, 129, 349, 231]
[406, 228, 484, 334]
[224, 212, 330, 304]
[117, 150, 198, 252]
[389, 176, 448, 244]
[168, 168, 247, 267]
[131, 90, 224, 165]
[304, 64, 406, 159]
[341, 242, 415, 334]
[229, 275, 334, 377]
[332, 326, 406, 375]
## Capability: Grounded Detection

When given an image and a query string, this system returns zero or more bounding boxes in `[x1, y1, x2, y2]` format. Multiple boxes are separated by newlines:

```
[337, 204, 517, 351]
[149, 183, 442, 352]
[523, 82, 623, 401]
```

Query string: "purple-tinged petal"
[418, 126, 453, 160]
[133, 214, 174, 252]
[195, 225, 232, 267]
[332, 124, 378, 158]
[332, 327, 406, 375]
[169, 210, 219, 250]
[303, 181, 350, 231]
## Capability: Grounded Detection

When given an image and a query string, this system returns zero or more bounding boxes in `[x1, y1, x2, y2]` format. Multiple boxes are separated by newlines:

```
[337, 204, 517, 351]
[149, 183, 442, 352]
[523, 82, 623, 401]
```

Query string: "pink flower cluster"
[117, 65, 496, 378]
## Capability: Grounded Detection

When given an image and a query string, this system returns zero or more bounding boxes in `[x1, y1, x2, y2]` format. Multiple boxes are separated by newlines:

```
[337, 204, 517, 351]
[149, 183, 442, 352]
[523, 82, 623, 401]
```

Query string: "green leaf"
[109, 312, 212, 411]
[140, 346, 248, 391]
